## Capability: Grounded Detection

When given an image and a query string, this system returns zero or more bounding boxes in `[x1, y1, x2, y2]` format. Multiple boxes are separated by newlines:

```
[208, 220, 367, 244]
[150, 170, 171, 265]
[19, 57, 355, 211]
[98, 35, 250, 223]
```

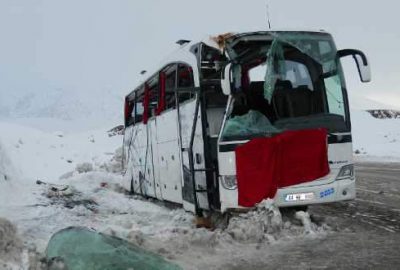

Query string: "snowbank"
[0, 218, 26, 269]
[0, 121, 122, 181]
[351, 110, 400, 161]
[1, 153, 330, 269]
[1, 110, 396, 269]
[0, 140, 17, 182]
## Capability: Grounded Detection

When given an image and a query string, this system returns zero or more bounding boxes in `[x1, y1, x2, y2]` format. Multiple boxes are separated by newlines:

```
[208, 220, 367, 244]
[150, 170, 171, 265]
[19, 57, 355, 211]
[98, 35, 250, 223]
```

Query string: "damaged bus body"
[123, 30, 371, 215]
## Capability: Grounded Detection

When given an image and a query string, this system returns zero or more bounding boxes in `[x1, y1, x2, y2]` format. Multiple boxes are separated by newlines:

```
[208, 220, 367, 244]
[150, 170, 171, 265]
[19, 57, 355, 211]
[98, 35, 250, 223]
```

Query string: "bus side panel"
[157, 140, 183, 203]
[156, 109, 183, 204]
[130, 123, 149, 196]
[143, 119, 156, 198]
[122, 126, 134, 192]
[149, 119, 163, 200]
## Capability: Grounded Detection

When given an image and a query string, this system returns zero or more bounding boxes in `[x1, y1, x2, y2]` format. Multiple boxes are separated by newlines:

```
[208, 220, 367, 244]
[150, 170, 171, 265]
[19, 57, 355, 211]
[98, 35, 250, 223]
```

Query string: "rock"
[108, 125, 124, 137]
[54, 131, 64, 138]
[0, 218, 23, 265]
[75, 162, 93, 173]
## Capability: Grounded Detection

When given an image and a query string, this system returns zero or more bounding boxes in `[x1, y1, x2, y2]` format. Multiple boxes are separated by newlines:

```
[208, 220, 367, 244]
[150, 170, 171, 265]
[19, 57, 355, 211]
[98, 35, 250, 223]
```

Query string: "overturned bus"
[122, 30, 371, 215]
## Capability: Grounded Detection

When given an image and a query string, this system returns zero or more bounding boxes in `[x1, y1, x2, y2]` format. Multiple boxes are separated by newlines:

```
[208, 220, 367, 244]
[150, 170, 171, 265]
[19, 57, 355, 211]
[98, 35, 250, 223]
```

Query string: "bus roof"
[128, 29, 331, 95]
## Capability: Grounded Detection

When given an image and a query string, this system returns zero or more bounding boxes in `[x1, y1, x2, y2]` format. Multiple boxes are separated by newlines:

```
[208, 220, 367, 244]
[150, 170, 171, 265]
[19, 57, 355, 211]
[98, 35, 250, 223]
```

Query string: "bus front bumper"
[274, 178, 355, 208]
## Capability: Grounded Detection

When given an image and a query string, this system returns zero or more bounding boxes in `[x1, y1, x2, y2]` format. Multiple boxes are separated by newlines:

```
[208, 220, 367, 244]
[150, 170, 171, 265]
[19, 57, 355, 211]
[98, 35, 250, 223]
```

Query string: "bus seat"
[248, 81, 276, 121]
[286, 86, 313, 117]
[272, 80, 293, 119]
[231, 92, 249, 116]
[311, 89, 325, 114]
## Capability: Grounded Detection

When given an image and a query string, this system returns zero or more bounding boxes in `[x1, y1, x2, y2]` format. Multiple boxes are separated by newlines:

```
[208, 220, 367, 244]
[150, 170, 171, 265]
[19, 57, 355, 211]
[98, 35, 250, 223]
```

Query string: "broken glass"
[263, 39, 286, 102]
[263, 32, 339, 102]
[46, 227, 181, 270]
[222, 110, 279, 140]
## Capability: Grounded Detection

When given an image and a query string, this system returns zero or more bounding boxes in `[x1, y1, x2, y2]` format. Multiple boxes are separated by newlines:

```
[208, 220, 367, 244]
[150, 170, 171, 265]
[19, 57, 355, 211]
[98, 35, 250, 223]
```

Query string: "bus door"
[154, 66, 183, 204]
[176, 64, 209, 214]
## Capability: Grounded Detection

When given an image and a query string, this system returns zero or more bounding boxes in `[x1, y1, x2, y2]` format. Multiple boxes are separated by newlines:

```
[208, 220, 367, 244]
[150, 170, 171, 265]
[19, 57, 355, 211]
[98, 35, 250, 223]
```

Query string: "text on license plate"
[285, 192, 315, 202]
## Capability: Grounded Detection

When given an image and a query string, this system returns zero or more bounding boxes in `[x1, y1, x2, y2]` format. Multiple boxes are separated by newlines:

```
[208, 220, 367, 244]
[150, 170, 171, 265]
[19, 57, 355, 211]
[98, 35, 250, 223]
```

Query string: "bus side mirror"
[338, 49, 371, 83]
[221, 63, 232, 95]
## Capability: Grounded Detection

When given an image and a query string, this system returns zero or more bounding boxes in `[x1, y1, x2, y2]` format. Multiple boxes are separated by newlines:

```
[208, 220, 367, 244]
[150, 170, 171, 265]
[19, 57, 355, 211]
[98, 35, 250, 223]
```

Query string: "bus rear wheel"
[130, 178, 134, 195]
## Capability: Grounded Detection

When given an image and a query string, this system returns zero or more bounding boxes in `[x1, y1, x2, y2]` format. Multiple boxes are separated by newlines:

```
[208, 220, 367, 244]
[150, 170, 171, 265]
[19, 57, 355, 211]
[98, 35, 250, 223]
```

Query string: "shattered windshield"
[222, 32, 349, 141]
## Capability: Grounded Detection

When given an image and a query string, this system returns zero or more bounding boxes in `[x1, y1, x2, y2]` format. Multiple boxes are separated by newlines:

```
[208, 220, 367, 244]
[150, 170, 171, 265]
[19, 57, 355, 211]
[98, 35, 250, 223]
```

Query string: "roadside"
[228, 162, 400, 270]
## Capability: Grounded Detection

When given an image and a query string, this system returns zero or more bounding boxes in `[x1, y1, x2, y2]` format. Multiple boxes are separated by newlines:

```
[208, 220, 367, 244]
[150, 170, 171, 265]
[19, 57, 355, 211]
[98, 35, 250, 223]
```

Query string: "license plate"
[285, 192, 315, 202]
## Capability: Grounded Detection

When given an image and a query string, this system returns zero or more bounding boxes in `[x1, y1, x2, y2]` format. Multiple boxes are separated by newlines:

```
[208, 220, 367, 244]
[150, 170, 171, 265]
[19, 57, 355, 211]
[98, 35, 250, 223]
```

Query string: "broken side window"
[135, 88, 145, 123]
[177, 64, 195, 104]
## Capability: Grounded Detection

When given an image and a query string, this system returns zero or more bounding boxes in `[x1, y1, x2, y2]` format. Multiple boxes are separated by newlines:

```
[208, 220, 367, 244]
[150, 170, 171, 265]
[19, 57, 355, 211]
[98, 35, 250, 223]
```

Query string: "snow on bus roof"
[128, 29, 330, 95]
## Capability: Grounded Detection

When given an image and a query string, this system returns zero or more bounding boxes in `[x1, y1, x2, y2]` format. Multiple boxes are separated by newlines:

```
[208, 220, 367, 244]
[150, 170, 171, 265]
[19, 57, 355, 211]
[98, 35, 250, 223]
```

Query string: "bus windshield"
[221, 32, 349, 141]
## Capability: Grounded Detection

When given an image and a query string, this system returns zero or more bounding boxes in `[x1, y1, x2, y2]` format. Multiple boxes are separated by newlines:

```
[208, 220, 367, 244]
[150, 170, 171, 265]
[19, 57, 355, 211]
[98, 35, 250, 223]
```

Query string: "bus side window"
[177, 64, 195, 103]
[165, 69, 176, 109]
[142, 72, 159, 119]
[148, 82, 159, 118]
[124, 96, 135, 127]
[135, 90, 144, 123]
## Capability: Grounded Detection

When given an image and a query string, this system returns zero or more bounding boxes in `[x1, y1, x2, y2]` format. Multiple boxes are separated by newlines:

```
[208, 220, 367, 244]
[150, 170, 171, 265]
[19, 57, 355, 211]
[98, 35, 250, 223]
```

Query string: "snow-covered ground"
[352, 110, 400, 162]
[0, 106, 399, 269]
[0, 121, 122, 181]
[0, 119, 329, 270]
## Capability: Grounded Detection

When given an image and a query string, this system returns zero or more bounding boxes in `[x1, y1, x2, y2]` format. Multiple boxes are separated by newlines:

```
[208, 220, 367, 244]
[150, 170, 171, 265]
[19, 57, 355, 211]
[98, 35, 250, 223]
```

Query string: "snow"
[0, 121, 121, 181]
[0, 119, 333, 269]
[0, 140, 17, 183]
[0, 103, 399, 268]
[351, 110, 400, 162]
[0, 218, 24, 269]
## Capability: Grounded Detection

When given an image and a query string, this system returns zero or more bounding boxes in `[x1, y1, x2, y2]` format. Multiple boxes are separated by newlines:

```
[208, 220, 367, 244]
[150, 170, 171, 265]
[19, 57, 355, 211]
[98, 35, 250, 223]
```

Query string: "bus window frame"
[124, 94, 136, 127]
[177, 63, 196, 104]
[156, 62, 197, 115]
[134, 88, 145, 124]
[161, 64, 178, 113]
[129, 62, 198, 123]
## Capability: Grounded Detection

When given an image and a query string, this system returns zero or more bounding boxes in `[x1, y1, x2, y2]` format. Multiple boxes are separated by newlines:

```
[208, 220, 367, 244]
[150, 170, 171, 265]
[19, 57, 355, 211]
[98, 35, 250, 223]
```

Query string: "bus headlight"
[220, 175, 237, 190]
[336, 164, 354, 180]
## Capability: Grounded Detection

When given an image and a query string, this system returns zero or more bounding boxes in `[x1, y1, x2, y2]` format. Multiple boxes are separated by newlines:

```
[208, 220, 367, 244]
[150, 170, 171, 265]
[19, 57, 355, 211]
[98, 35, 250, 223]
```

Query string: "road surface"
[228, 162, 400, 270]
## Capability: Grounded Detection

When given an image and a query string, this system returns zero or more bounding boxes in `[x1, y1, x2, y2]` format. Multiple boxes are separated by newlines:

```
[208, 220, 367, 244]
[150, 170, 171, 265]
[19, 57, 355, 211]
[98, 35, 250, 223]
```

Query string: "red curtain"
[235, 128, 329, 207]
[142, 84, 150, 124]
[156, 72, 166, 116]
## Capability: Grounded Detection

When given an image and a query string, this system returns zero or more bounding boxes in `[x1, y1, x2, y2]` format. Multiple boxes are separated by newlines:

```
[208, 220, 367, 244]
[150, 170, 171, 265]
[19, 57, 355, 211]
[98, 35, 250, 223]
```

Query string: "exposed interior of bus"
[219, 32, 350, 142]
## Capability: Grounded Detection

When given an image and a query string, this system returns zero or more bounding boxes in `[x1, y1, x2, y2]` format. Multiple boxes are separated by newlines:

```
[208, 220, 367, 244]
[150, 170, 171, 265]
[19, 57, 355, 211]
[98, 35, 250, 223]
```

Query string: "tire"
[130, 178, 134, 195]
[280, 205, 309, 216]
[290, 205, 308, 212]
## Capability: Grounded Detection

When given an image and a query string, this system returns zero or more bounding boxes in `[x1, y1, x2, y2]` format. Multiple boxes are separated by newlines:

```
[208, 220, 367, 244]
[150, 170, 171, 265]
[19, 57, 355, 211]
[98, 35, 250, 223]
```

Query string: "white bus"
[122, 30, 371, 215]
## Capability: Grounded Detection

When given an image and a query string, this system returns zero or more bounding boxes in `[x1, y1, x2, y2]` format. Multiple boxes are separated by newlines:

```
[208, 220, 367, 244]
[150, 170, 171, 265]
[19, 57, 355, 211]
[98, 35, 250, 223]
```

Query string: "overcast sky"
[0, 0, 399, 109]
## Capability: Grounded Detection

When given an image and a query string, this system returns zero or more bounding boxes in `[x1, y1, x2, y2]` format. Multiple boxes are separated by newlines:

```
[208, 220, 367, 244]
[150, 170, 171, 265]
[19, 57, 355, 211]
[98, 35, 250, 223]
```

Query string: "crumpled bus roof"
[205, 29, 329, 50]
[129, 29, 331, 95]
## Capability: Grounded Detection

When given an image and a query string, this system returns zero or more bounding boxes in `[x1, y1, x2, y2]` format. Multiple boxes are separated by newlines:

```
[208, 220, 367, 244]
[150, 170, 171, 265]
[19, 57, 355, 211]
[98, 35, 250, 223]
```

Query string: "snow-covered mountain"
[0, 88, 125, 131]
[366, 110, 400, 119]
[351, 110, 400, 161]
[1, 86, 399, 161]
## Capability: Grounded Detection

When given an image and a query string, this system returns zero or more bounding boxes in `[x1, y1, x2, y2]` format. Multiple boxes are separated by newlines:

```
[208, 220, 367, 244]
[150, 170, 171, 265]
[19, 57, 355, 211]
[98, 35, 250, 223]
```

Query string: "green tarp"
[46, 227, 181, 270]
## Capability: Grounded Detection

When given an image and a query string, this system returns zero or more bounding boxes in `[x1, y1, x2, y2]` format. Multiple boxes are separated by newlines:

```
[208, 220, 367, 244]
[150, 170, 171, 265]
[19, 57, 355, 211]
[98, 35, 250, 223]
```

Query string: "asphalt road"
[231, 162, 400, 270]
